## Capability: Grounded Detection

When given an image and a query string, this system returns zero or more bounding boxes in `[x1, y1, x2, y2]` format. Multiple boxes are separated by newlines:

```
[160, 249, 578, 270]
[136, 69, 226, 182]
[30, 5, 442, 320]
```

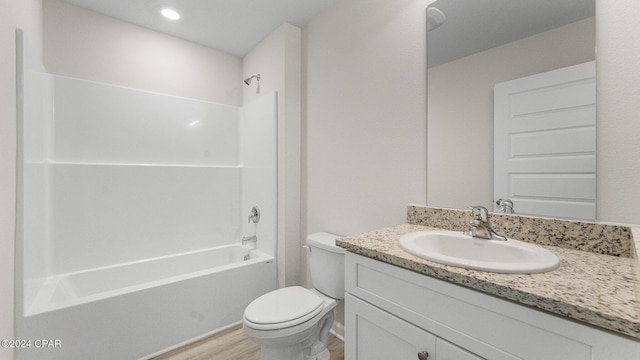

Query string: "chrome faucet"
[248, 206, 260, 224]
[242, 235, 257, 250]
[496, 198, 514, 214]
[241, 235, 257, 260]
[468, 206, 507, 241]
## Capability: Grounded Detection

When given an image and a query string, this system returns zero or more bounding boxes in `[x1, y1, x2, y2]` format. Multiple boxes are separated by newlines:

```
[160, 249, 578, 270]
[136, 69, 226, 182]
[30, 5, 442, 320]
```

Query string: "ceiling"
[428, 0, 596, 67]
[60, 0, 595, 62]
[61, 0, 338, 57]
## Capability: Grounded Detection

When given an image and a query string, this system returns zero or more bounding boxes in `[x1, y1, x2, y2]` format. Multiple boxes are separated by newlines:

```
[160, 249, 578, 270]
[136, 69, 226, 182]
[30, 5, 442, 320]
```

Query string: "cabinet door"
[346, 294, 435, 360]
[437, 338, 485, 360]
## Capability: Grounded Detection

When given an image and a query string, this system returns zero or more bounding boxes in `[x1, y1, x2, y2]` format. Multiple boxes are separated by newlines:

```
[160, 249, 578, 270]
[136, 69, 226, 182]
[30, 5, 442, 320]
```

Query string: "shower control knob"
[248, 206, 260, 223]
[417, 351, 429, 360]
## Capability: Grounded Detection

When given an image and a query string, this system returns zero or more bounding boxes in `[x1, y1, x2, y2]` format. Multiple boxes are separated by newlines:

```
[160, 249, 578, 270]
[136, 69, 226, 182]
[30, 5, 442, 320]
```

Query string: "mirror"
[426, 0, 596, 219]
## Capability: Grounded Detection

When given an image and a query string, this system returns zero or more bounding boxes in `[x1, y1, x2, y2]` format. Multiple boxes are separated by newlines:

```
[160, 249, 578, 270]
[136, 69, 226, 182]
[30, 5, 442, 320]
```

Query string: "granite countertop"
[336, 223, 640, 340]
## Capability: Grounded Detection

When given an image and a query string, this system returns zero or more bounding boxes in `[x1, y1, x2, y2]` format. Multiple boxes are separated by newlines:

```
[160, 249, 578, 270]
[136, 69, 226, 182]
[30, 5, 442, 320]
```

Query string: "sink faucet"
[468, 206, 507, 241]
[496, 198, 514, 214]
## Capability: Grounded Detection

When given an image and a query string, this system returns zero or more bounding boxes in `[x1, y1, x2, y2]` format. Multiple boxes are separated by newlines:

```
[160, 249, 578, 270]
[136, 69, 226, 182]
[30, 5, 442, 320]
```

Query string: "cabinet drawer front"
[437, 338, 485, 360]
[346, 253, 592, 360]
[346, 294, 436, 360]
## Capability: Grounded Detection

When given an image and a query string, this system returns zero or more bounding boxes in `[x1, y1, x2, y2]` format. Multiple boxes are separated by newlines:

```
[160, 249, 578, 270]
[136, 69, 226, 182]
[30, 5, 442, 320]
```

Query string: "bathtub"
[18, 244, 276, 360]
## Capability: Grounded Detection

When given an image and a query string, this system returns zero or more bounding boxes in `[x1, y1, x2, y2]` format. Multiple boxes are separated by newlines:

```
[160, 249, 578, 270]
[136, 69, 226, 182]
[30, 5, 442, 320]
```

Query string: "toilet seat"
[244, 286, 324, 331]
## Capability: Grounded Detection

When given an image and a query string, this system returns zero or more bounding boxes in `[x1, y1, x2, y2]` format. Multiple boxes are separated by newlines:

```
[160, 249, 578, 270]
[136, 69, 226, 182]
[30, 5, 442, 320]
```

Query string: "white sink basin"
[398, 230, 560, 274]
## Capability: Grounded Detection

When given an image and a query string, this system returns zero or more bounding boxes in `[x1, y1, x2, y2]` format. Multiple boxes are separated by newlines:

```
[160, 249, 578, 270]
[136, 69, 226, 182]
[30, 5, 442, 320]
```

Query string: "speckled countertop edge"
[631, 227, 640, 310]
[337, 223, 640, 340]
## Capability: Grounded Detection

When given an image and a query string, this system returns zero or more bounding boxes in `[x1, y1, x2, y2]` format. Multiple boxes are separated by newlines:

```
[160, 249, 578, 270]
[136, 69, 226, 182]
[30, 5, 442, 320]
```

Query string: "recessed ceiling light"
[160, 8, 181, 21]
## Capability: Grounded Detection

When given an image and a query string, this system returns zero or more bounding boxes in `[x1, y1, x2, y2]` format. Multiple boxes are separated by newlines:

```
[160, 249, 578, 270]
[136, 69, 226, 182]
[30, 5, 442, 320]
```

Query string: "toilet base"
[247, 309, 335, 360]
[259, 343, 305, 360]
[257, 345, 328, 360]
[256, 339, 331, 360]
[309, 348, 330, 360]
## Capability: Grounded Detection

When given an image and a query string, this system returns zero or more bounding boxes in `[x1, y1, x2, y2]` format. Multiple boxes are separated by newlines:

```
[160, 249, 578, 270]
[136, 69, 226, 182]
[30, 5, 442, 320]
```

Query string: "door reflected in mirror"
[426, 0, 596, 220]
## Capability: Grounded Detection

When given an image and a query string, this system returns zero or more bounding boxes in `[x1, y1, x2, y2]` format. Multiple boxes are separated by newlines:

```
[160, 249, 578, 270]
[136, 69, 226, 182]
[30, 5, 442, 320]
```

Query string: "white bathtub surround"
[239, 94, 278, 251]
[17, 49, 277, 359]
[20, 247, 275, 360]
[52, 76, 241, 166]
[25, 245, 271, 315]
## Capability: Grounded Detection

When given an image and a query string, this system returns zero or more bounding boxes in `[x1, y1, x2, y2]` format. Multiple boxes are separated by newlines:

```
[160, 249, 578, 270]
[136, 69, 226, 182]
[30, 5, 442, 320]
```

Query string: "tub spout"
[242, 235, 257, 250]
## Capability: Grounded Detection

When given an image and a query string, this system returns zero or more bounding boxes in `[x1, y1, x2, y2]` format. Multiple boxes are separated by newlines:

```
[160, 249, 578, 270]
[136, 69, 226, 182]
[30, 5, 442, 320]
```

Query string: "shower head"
[244, 74, 260, 85]
[243, 74, 261, 94]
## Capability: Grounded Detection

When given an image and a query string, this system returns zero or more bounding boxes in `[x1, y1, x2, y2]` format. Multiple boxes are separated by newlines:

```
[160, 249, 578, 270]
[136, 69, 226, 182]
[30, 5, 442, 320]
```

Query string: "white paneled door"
[494, 61, 596, 220]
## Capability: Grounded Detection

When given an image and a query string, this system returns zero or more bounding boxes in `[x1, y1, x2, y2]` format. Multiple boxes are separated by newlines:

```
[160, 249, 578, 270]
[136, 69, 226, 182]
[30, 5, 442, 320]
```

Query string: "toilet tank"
[306, 232, 345, 299]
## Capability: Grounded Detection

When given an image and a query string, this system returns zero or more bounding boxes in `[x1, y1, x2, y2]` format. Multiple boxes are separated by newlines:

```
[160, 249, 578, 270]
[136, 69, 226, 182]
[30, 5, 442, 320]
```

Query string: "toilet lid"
[244, 286, 323, 327]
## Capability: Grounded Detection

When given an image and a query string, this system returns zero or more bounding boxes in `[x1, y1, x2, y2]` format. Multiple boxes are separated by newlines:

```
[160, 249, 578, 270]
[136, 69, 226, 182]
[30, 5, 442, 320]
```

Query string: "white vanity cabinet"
[344, 253, 640, 360]
[347, 293, 483, 360]
[436, 338, 484, 360]
[346, 294, 436, 359]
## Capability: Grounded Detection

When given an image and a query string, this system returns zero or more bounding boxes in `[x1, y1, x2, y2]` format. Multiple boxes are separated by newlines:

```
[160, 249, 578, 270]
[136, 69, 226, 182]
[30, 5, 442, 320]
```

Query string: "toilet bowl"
[243, 232, 345, 360]
[243, 287, 336, 360]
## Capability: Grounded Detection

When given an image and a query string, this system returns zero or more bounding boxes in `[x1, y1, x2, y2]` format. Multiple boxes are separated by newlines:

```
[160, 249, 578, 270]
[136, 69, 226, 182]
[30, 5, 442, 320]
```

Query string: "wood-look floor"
[152, 324, 344, 360]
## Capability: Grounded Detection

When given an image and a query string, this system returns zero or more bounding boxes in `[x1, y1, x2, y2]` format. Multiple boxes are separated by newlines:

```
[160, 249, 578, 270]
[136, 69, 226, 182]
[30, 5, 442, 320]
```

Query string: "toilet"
[243, 232, 345, 360]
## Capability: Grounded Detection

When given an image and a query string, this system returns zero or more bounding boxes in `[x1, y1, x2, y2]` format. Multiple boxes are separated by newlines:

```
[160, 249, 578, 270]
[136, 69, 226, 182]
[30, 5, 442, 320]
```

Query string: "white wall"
[302, 0, 430, 338]
[243, 23, 302, 287]
[1, 1, 42, 358]
[303, 0, 429, 239]
[43, 0, 242, 106]
[596, 1, 640, 225]
[0, 10, 18, 356]
[428, 17, 595, 210]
